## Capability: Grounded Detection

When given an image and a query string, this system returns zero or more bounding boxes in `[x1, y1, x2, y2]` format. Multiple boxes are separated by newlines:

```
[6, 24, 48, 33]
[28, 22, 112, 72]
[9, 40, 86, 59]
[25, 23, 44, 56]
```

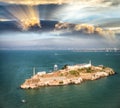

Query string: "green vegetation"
[102, 66, 106, 69]
[69, 70, 79, 76]
[59, 81, 63, 84]
[78, 68, 85, 72]
[86, 67, 92, 73]
[28, 78, 40, 83]
[62, 64, 68, 70]
[60, 73, 63, 76]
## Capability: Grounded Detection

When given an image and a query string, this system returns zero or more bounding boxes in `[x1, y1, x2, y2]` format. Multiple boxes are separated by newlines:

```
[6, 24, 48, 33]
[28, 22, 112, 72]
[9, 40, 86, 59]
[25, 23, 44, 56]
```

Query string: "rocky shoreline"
[20, 65, 115, 89]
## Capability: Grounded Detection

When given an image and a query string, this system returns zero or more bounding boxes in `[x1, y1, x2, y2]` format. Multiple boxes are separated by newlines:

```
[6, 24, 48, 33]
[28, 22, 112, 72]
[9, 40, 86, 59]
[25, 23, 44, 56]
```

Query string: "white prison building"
[67, 60, 92, 70]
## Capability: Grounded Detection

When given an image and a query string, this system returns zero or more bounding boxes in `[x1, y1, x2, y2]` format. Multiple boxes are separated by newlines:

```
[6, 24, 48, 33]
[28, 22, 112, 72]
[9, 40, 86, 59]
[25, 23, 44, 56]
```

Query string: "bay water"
[0, 50, 120, 108]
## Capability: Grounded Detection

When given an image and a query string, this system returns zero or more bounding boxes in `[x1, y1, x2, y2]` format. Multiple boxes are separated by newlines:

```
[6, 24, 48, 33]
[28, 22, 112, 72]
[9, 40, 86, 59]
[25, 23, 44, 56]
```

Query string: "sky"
[0, 0, 120, 50]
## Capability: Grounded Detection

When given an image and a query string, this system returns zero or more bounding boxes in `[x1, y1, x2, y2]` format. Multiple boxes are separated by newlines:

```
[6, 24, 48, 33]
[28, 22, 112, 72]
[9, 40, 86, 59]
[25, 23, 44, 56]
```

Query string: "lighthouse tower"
[89, 60, 92, 66]
[33, 67, 35, 76]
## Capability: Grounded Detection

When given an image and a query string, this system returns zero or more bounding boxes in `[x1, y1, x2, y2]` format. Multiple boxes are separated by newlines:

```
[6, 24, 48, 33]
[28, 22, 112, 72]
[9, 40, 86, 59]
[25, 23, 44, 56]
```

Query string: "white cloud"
[0, 32, 119, 50]
[0, 0, 120, 6]
[52, 1, 120, 25]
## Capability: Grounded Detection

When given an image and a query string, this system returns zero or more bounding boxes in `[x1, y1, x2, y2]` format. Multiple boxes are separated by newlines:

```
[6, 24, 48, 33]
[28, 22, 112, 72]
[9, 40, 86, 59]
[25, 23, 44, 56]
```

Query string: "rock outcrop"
[20, 65, 115, 89]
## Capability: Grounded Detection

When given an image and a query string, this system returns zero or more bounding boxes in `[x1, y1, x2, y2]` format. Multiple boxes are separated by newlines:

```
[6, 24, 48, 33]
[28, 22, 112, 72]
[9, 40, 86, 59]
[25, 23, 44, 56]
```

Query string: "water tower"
[54, 64, 58, 71]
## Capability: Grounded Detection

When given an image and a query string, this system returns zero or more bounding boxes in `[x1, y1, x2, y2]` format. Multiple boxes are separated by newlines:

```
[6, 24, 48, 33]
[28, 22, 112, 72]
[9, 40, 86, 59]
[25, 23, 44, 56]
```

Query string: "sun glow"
[0, 0, 71, 5]
[7, 5, 40, 30]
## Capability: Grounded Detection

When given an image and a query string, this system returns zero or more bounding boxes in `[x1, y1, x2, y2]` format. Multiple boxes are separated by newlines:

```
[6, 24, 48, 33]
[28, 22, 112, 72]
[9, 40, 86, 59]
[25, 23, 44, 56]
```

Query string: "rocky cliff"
[20, 65, 115, 89]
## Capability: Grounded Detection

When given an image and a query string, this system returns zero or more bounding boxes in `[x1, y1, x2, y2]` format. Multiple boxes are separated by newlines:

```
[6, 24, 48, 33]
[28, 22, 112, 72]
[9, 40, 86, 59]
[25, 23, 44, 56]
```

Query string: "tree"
[62, 64, 68, 70]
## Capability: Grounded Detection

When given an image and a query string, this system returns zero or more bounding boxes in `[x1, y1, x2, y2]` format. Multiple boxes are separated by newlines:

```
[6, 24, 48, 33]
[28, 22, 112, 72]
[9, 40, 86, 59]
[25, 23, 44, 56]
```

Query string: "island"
[20, 61, 115, 89]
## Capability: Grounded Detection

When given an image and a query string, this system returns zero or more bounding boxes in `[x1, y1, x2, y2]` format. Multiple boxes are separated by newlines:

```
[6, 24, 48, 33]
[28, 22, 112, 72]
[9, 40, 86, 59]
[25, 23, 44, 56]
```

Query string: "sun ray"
[6, 5, 40, 30]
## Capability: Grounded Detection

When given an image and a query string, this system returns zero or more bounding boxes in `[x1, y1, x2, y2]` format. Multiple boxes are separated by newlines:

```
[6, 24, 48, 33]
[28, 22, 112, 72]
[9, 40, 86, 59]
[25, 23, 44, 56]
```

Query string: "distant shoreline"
[0, 49, 120, 52]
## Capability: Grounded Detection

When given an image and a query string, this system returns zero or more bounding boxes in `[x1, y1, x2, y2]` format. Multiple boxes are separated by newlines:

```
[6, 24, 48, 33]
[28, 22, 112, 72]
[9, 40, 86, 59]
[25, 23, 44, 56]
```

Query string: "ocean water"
[0, 50, 120, 108]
